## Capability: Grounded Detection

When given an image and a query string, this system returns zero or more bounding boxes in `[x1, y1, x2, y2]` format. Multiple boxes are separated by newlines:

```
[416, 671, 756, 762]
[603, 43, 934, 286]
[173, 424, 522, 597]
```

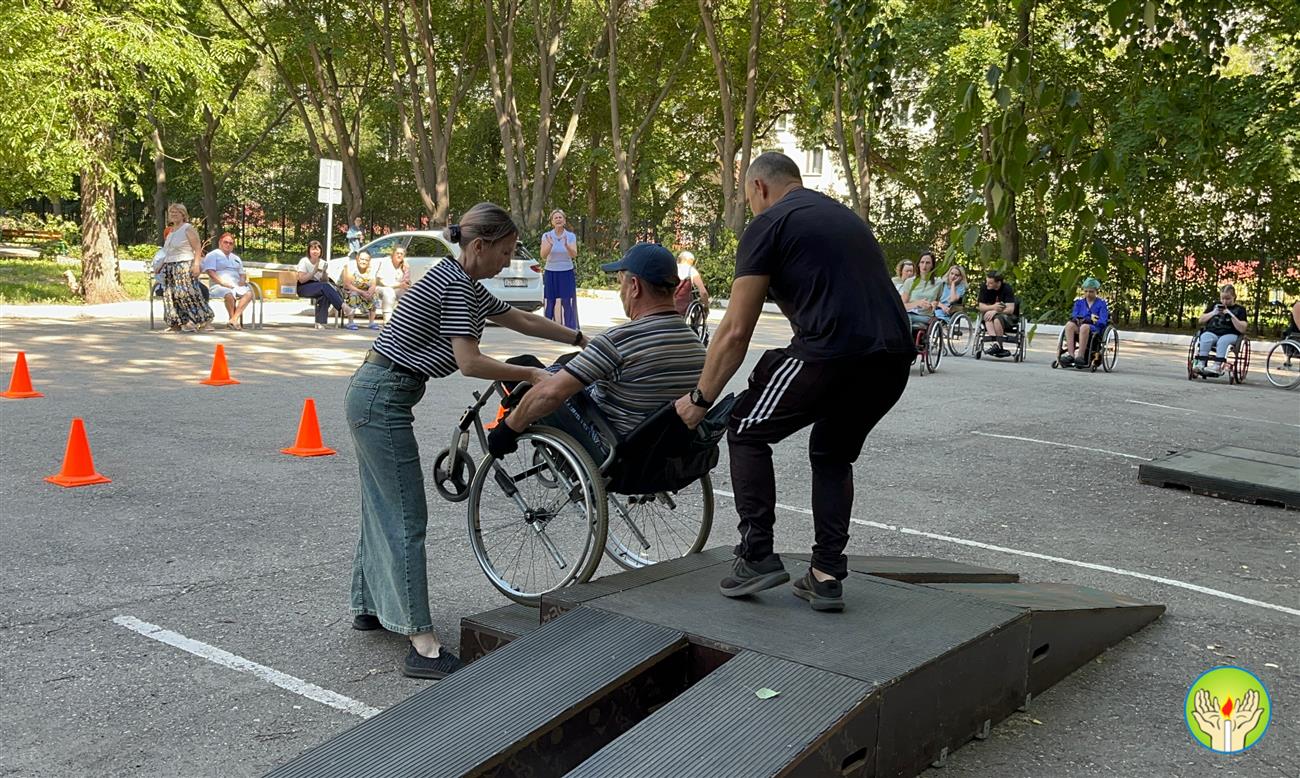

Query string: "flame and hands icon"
[1192, 688, 1266, 752]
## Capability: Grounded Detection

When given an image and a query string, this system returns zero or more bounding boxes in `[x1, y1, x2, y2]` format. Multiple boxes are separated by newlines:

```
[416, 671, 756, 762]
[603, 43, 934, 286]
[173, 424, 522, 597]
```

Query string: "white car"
[329, 230, 545, 312]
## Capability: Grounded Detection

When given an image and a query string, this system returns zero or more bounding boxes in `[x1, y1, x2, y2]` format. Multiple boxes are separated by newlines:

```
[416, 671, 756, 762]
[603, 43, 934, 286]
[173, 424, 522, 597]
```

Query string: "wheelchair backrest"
[606, 395, 736, 495]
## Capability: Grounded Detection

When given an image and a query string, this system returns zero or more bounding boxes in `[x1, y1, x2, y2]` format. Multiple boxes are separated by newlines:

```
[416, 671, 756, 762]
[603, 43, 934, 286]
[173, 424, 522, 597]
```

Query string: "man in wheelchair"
[487, 243, 707, 462]
[1060, 277, 1108, 369]
[977, 269, 1018, 357]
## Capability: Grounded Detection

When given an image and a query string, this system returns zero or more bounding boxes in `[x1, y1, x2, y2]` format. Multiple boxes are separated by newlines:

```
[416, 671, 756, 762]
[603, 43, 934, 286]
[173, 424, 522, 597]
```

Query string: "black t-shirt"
[1203, 303, 1247, 336]
[977, 281, 1016, 307]
[733, 188, 913, 359]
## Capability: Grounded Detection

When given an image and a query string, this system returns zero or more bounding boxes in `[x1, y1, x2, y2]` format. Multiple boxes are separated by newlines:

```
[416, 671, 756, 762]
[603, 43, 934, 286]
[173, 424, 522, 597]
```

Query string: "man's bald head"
[744, 152, 803, 216]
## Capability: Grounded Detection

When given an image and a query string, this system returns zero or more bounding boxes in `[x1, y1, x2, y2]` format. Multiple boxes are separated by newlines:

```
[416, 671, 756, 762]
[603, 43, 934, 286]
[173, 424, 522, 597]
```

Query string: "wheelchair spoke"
[604, 477, 713, 569]
[610, 498, 652, 551]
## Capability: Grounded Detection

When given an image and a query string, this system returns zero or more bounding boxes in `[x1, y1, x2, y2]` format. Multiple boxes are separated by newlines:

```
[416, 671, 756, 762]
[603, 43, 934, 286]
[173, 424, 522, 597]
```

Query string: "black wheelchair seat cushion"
[607, 394, 736, 495]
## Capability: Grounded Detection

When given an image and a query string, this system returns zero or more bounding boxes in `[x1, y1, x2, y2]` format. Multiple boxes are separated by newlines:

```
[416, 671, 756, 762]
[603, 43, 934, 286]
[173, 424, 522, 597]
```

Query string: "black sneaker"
[1074, 360, 1088, 370]
[400, 646, 463, 680]
[719, 554, 790, 598]
[352, 614, 381, 631]
[793, 571, 845, 612]
[1059, 354, 1075, 367]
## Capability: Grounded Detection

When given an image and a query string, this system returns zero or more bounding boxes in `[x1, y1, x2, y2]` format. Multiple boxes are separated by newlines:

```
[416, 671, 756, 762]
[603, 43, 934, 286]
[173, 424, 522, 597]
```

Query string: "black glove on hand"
[487, 422, 522, 459]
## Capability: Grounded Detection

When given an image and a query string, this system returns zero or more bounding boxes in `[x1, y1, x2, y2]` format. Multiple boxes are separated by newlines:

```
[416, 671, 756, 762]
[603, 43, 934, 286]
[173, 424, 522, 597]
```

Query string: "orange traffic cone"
[45, 418, 111, 487]
[200, 344, 239, 386]
[2, 351, 44, 399]
[281, 398, 336, 457]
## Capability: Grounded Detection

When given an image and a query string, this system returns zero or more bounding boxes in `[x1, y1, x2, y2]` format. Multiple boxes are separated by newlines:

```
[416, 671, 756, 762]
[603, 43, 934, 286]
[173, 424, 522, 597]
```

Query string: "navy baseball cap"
[601, 243, 677, 286]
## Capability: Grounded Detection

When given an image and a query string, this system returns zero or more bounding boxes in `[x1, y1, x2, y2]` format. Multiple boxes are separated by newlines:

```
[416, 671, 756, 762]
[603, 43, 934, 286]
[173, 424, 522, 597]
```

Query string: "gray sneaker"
[719, 554, 790, 598]
[793, 571, 845, 612]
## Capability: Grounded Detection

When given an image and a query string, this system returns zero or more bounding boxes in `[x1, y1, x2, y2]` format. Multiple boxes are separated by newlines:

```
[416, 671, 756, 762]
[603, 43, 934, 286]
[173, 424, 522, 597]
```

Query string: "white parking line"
[1125, 399, 1300, 429]
[713, 490, 1300, 619]
[970, 431, 1150, 460]
[113, 615, 381, 718]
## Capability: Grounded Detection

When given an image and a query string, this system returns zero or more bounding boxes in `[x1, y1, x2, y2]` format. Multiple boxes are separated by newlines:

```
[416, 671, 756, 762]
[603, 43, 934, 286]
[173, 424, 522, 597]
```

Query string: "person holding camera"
[1060, 277, 1108, 368]
[1194, 284, 1249, 376]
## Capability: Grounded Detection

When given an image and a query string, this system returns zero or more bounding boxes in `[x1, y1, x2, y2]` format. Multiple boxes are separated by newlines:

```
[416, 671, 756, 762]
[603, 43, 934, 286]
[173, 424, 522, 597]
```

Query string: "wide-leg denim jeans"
[346, 361, 433, 635]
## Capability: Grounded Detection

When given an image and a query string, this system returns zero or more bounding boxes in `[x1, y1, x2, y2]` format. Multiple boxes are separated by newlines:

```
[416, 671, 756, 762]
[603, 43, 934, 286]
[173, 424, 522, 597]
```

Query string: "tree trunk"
[197, 106, 220, 241]
[700, 0, 762, 235]
[605, 0, 631, 253]
[77, 122, 125, 303]
[149, 117, 168, 239]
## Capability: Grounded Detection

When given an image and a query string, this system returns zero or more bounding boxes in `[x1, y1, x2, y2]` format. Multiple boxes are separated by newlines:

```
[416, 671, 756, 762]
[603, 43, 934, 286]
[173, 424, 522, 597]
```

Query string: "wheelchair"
[1186, 330, 1250, 384]
[972, 307, 1027, 362]
[433, 380, 725, 605]
[938, 308, 976, 357]
[685, 290, 710, 346]
[1265, 336, 1300, 389]
[910, 314, 944, 376]
[1051, 321, 1117, 373]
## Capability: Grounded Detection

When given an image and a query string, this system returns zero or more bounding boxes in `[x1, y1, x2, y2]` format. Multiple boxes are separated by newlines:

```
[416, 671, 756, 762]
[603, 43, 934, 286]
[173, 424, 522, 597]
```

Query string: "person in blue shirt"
[1061, 277, 1108, 369]
[345, 216, 364, 255]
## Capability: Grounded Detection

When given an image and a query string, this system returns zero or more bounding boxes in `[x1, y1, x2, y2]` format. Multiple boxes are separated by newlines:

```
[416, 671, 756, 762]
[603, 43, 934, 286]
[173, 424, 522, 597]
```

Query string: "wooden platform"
[271, 550, 1164, 778]
[1138, 445, 1300, 510]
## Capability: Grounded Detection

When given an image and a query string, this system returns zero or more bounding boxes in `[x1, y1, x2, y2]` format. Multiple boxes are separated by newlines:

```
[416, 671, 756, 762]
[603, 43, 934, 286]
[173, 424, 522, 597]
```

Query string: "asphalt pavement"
[0, 301, 1296, 778]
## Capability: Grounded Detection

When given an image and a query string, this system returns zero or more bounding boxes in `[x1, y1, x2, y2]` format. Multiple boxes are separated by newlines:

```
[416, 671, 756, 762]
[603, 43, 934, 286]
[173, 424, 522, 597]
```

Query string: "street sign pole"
[317, 158, 344, 260]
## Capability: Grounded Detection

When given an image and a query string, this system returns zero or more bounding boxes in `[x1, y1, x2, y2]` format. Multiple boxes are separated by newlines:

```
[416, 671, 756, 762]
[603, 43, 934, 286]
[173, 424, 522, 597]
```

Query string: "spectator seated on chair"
[376, 246, 412, 320]
[486, 243, 706, 463]
[201, 233, 255, 330]
[900, 251, 943, 328]
[935, 264, 967, 322]
[977, 269, 1018, 357]
[1060, 277, 1109, 369]
[1193, 284, 1248, 377]
[341, 250, 379, 331]
[296, 239, 344, 330]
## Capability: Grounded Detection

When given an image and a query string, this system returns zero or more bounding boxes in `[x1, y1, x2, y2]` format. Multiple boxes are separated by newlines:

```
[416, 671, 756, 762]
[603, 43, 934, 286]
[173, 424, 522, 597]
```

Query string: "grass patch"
[0, 259, 151, 304]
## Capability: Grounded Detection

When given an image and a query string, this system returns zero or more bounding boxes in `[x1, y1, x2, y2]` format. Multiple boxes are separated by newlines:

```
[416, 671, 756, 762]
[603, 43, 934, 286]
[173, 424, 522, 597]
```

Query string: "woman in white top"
[159, 203, 214, 332]
[540, 209, 579, 329]
[296, 240, 345, 329]
[375, 245, 412, 319]
[341, 250, 378, 330]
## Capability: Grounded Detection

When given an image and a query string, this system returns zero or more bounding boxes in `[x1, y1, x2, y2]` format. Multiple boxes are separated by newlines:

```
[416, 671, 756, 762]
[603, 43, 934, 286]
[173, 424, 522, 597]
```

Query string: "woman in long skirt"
[159, 203, 214, 332]
[540, 209, 579, 329]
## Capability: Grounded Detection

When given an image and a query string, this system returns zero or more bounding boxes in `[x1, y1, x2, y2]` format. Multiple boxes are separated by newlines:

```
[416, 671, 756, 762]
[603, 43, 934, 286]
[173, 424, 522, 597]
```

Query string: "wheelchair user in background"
[1058, 277, 1108, 369]
[1191, 284, 1249, 378]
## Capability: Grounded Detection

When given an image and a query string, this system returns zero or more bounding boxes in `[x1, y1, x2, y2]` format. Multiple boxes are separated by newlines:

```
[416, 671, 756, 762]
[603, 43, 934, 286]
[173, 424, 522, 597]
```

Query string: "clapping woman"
[540, 209, 579, 328]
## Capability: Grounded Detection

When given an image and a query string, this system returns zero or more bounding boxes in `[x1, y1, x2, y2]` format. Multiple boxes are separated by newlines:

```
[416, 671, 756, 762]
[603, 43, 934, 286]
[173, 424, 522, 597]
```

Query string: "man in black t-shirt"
[976, 270, 1018, 357]
[674, 152, 914, 613]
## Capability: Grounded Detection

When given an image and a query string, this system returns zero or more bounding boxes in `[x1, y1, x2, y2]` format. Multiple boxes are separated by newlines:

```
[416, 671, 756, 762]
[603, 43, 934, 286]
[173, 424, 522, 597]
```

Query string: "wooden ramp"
[271, 550, 1163, 778]
[1138, 445, 1300, 510]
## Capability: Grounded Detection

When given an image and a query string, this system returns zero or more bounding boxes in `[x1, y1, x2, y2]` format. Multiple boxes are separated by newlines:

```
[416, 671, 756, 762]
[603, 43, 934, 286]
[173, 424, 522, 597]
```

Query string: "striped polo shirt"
[563, 311, 706, 437]
[372, 259, 511, 378]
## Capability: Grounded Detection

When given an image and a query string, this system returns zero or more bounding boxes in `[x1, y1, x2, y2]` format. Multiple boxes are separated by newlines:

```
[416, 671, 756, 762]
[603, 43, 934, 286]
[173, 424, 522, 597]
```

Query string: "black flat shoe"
[400, 646, 463, 680]
[352, 614, 382, 631]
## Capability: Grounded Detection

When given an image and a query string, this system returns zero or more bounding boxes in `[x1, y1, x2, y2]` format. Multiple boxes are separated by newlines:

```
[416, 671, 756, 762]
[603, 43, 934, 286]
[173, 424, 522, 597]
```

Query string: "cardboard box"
[272, 270, 299, 298]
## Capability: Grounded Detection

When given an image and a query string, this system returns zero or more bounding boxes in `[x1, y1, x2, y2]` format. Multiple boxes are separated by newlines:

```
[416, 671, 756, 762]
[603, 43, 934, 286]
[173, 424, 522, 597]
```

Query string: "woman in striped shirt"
[345, 202, 587, 680]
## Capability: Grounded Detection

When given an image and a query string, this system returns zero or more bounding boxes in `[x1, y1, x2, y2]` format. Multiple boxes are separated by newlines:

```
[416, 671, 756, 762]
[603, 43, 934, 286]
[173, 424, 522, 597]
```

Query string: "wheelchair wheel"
[687, 302, 710, 346]
[1229, 339, 1251, 385]
[945, 313, 975, 356]
[972, 320, 985, 360]
[604, 475, 714, 570]
[924, 319, 944, 374]
[1265, 340, 1300, 389]
[432, 447, 476, 503]
[467, 426, 607, 606]
[1100, 327, 1118, 372]
[1051, 329, 1067, 368]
